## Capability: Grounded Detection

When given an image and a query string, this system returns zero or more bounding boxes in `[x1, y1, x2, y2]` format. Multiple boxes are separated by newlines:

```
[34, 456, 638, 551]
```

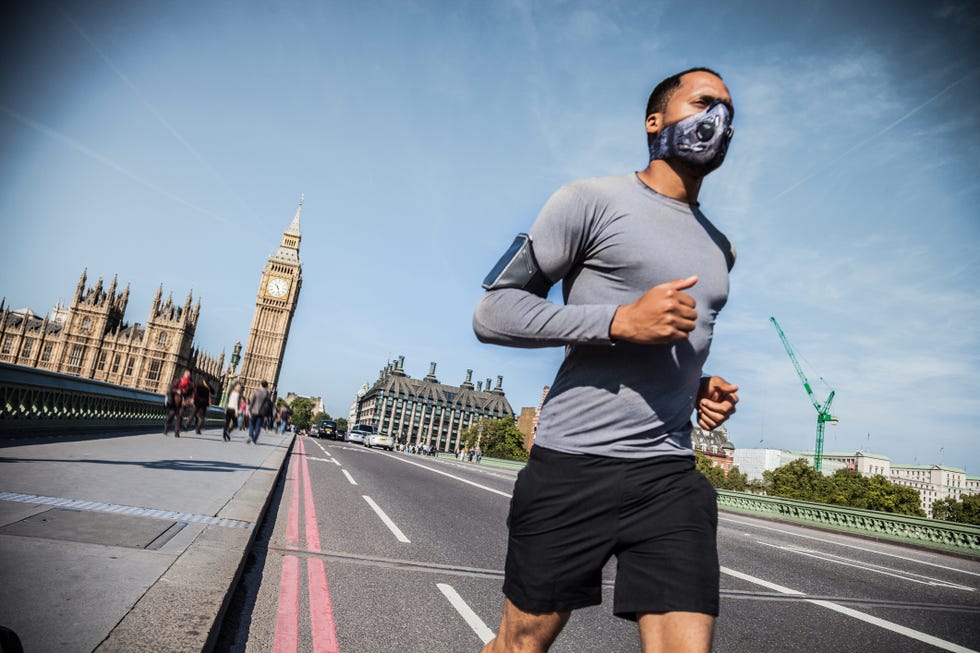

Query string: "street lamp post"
[220, 341, 242, 407]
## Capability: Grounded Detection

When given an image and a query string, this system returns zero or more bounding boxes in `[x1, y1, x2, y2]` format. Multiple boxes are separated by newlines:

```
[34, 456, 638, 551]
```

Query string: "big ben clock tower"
[239, 196, 304, 400]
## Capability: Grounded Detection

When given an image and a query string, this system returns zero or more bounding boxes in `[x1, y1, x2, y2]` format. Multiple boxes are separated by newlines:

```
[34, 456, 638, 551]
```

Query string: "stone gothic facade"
[0, 270, 224, 394]
[238, 198, 303, 401]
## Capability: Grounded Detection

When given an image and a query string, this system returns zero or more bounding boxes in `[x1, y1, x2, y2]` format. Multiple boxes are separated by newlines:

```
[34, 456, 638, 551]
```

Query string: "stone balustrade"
[0, 361, 222, 436]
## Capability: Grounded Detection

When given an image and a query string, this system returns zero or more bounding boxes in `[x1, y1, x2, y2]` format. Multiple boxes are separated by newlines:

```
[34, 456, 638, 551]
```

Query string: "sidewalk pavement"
[0, 425, 293, 652]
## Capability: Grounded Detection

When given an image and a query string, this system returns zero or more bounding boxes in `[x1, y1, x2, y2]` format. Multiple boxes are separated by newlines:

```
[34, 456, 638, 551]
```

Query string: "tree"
[931, 497, 960, 522]
[336, 417, 348, 432]
[461, 418, 529, 461]
[312, 411, 331, 425]
[861, 475, 925, 516]
[825, 469, 869, 508]
[289, 397, 315, 432]
[932, 494, 980, 525]
[695, 451, 747, 491]
[724, 466, 749, 492]
[746, 478, 767, 494]
[963, 495, 980, 524]
[761, 461, 926, 517]
[695, 451, 726, 488]
[763, 458, 830, 502]
[695, 450, 714, 475]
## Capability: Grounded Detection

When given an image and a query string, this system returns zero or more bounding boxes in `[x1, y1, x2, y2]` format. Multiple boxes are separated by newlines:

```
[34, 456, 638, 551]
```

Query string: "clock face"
[266, 277, 289, 298]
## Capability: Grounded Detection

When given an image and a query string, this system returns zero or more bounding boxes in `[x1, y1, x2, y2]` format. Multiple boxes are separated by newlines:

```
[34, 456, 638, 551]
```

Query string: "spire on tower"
[286, 194, 303, 236]
[76, 269, 88, 299]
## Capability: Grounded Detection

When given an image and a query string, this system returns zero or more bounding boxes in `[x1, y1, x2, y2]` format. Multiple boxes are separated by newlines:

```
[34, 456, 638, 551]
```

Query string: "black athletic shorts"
[503, 445, 719, 619]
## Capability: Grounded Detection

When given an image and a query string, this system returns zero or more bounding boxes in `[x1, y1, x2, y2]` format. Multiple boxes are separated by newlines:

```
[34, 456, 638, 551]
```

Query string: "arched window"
[157, 332, 168, 346]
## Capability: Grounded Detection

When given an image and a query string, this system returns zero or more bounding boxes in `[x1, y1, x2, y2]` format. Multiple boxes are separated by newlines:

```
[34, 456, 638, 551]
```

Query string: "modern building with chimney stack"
[0, 270, 224, 394]
[352, 355, 514, 452]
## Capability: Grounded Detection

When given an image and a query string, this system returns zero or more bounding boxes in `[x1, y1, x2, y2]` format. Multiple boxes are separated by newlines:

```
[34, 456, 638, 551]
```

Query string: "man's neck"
[637, 160, 703, 204]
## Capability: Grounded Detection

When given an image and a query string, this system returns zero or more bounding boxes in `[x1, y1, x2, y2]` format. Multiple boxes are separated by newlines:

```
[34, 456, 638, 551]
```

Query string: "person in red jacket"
[176, 370, 194, 431]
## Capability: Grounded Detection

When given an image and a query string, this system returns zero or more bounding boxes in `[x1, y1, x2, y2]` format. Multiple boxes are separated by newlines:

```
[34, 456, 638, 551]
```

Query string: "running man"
[473, 68, 740, 653]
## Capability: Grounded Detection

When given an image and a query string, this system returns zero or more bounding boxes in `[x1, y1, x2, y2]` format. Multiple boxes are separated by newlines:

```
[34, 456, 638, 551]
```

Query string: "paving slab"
[0, 427, 292, 653]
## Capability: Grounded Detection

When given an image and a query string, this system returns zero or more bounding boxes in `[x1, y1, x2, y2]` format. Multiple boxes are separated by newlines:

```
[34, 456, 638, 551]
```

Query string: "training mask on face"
[647, 101, 734, 175]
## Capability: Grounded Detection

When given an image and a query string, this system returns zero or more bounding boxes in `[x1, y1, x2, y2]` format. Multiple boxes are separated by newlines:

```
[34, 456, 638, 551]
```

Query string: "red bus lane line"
[307, 557, 341, 653]
[285, 439, 301, 547]
[272, 555, 300, 653]
[300, 437, 322, 553]
[299, 436, 341, 649]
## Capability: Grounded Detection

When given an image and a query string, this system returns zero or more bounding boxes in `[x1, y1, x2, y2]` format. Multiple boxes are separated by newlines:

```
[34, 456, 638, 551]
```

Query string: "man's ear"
[645, 112, 663, 136]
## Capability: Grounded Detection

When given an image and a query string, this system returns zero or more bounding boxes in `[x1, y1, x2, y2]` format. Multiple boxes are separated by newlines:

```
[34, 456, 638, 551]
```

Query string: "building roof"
[363, 361, 513, 416]
[853, 451, 891, 460]
[891, 463, 966, 473]
[691, 426, 734, 452]
[1, 308, 50, 333]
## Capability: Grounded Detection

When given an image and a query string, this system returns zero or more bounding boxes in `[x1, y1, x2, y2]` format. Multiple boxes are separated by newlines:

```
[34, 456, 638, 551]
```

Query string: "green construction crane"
[770, 317, 839, 472]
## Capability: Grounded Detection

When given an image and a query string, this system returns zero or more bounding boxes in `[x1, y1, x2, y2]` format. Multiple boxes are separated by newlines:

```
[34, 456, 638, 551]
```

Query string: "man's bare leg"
[480, 598, 570, 653]
[637, 612, 714, 653]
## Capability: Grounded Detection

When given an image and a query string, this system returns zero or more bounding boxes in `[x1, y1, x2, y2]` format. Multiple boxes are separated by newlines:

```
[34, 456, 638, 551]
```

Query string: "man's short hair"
[261, 380, 269, 388]
[645, 67, 723, 118]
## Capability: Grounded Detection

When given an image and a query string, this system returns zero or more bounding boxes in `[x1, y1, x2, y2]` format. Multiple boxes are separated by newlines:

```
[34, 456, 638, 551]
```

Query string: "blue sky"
[1, 1, 978, 473]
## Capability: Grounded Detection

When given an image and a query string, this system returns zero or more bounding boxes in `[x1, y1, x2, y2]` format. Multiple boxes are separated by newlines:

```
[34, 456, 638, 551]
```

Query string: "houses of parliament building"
[0, 200, 304, 400]
[0, 271, 225, 395]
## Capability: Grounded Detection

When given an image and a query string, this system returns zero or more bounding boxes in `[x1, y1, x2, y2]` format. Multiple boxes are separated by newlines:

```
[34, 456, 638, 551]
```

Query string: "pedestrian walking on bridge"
[224, 381, 241, 442]
[176, 369, 194, 432]
[247, 381, 271, 444]
[191, 378, 211, 434]
[163, 379, 184, 437]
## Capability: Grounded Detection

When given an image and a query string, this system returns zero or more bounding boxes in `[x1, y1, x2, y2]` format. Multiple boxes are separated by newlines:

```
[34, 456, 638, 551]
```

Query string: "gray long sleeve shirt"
[473, 173, 733, 458]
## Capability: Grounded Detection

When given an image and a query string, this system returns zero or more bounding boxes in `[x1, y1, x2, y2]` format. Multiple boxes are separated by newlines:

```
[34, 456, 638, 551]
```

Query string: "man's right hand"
[609, 276, 698, 344]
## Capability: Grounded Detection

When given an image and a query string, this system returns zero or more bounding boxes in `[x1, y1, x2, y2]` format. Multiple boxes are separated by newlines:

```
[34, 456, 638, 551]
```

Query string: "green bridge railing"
[717, 489, 980, 556]
[0, 362, 223, 437]
[435, 452, 979, 557]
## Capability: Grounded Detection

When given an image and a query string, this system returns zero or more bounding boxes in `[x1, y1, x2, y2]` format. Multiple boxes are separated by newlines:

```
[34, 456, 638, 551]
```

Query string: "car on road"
[364, 432, 395, 451]
[345, 423, 375, 445]
[346, 429, 367, 444]
[318, 419, 340, 440]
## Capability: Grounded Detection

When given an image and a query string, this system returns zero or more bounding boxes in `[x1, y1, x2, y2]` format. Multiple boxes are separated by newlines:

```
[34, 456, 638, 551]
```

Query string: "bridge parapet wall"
[716, 489, 980, 557]
[0, 361, 222, 436]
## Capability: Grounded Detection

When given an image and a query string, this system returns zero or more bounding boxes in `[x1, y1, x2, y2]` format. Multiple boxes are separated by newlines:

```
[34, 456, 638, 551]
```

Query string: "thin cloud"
[0, 105, 233, 227]
[59, 7, 260, 222]
[771, 68, 980, 201]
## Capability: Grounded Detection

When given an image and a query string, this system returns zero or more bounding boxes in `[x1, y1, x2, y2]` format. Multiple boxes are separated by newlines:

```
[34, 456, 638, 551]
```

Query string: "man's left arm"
[696, 376, 739, 430]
